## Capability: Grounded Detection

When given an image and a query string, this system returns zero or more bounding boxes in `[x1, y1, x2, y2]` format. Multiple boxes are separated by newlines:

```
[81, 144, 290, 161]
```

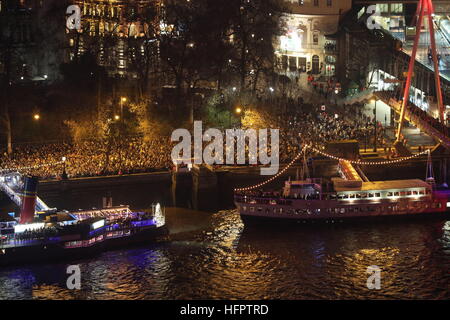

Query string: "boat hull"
[0, 226, 168, 267]
[239, 211, 450, 225]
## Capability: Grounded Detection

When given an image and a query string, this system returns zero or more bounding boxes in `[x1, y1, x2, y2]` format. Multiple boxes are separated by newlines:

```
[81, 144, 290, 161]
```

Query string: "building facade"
[0, 0, 66, 82]
[275, 0, 352, 78]
[69, 0, 160, 78]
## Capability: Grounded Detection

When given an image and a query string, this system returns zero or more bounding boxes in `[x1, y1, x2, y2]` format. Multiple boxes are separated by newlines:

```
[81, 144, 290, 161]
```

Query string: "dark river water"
[0, 183, 450, 299]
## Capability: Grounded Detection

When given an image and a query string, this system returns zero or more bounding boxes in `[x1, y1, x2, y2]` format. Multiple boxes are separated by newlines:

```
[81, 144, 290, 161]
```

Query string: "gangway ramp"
[338, 160, 369, 182]
[0, 172, 51, 213]
[374, 91, 450, 150]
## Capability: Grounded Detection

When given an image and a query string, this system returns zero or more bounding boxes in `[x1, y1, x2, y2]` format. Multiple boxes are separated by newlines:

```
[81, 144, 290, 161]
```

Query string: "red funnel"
[19, 176, 39, 224]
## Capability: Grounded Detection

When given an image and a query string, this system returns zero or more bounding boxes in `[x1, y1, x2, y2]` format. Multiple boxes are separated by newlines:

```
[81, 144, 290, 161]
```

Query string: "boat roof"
[333, 179, 431, 192]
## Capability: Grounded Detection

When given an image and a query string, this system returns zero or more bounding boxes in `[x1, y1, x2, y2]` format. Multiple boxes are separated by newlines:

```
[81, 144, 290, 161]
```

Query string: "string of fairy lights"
[304, 145, 431, 166]
[234, 144, 431, 192]
[235, 146, 308, 192]
[0, 160, 65, 174]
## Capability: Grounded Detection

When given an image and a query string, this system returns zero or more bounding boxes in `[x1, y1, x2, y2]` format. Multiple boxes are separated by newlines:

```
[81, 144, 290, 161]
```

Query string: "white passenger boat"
[234, 177, 450, 224]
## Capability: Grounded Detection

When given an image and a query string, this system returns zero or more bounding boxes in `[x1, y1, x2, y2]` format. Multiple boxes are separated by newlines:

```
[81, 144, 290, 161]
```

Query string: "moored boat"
[0, 175, 168, 266]
[235, 177, 450, 224]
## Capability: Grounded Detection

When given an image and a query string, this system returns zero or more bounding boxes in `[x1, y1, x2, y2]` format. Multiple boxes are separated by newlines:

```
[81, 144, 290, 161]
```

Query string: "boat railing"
[235, 191, 338, 202]
[0, 236, 62, 249]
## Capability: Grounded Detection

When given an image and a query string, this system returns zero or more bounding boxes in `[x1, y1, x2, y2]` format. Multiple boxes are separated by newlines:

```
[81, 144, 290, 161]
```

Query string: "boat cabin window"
[375, 193, 381, 197]
[387, 192, 393, 197]
[368, 193, 374, 198]
[419, 190, 425, 195]
[413, 191, 418, 195]
[406, 191, 412, 196]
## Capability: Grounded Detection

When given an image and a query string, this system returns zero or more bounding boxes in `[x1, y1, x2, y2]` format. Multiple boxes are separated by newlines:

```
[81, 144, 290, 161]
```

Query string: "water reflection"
[0, 210, 449, 299]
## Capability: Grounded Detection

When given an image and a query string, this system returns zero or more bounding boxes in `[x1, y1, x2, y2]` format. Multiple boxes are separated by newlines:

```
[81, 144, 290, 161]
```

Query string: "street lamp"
[235, 107, 243, 127]
[120, 97, 127, 119]
[114, 115, 120, 121]
[371, 98, 377, 152]
[33, 114, 40, 120]
[62, 156, 67, 180]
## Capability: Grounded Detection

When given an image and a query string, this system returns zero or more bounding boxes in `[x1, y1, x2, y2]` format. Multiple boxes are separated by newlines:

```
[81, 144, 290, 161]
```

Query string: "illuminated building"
[68, 0, 161, 78]
[275, 0, 352, 77]
[0, 0, 65, 81]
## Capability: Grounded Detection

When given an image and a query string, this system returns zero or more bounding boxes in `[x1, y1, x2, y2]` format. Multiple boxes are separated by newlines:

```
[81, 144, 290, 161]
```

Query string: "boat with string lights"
[0, 174, 168, 266]
[234, 145, 450, 224]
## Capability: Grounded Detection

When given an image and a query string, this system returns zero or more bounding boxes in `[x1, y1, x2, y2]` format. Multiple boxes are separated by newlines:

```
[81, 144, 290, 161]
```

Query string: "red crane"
[395, 0, 444, 146]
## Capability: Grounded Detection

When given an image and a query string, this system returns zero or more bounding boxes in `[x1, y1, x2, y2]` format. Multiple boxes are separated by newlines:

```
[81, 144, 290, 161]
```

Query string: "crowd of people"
[3, 226, 58, 242]
[408, 101, 449, 136]
[277, 103, 385, 163]
[0, 99, 390, 180]
[381, 88, 449, 137]
[0, 137, 174, 180]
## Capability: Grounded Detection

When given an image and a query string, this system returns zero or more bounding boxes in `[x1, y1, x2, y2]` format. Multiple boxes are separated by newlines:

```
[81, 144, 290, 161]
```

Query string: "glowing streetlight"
[235, 107, 242, 114]
[114, 115, 120, 120]
[120, 97, 127, 118]
[33, 114, 40, 120]
[61, 156, 67, 179]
